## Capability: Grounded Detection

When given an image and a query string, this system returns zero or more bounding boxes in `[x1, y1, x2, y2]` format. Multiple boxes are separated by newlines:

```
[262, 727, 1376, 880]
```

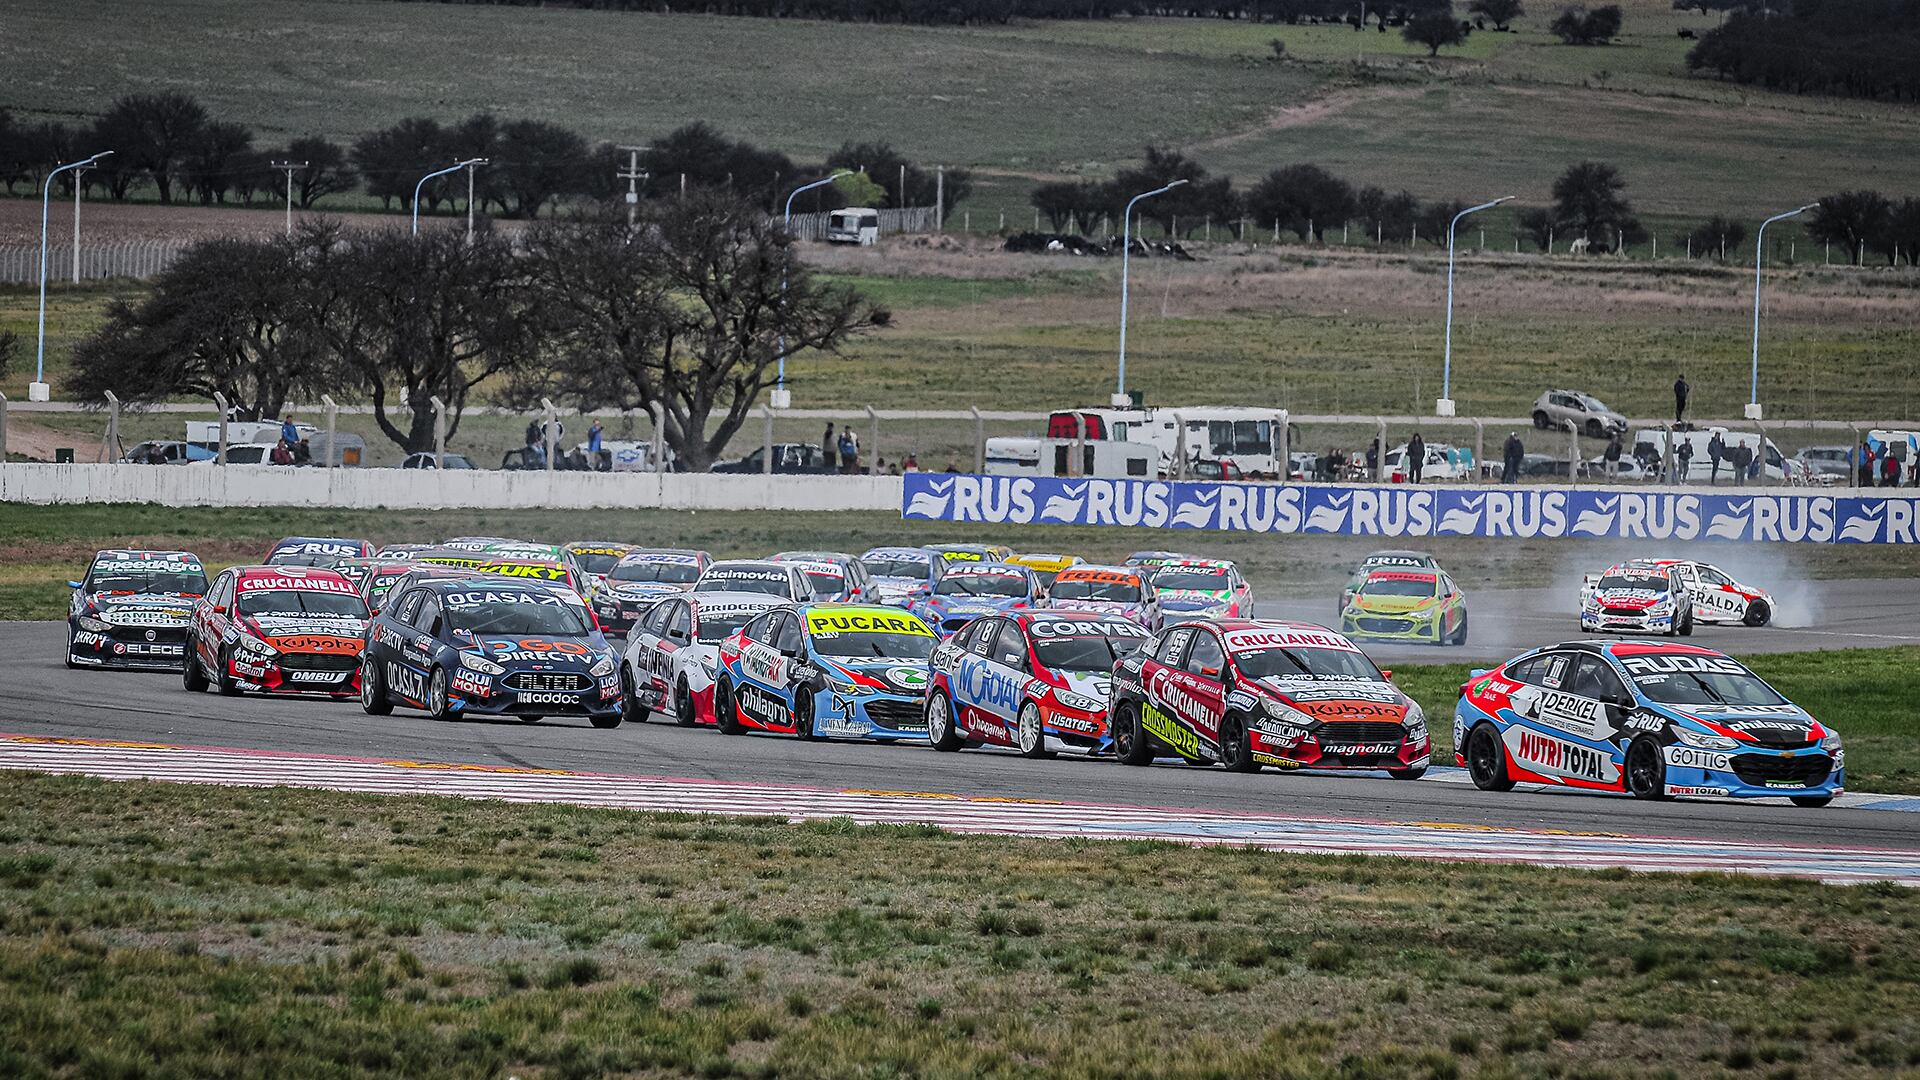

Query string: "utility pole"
[71, 161, 95, 284]
[617, 145, 649, 228]
[935, 165, 944, 232]
[270, 160, 306, 237]
[462, 157, 488, 244]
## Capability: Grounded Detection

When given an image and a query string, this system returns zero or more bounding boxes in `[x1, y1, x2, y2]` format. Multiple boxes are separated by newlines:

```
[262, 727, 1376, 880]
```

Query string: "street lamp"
[1114, 179, 1188, 408]
[33, 151, 112, 402]
[772, 170, 852, 409]
[1748, 202, 1818, 420]
[412, 159, 487, 237]
[1437, 195, 1513, 417]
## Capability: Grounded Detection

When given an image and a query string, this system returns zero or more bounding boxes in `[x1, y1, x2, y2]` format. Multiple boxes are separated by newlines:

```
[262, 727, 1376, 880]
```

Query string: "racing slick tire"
[182, 648, 209, 693]
[519, 715, 544, 725]
[619, 664, 650, 725]
[1448, 612, 1469, 646]
[1218, 712, 1257, 773]
[215, 646, 241, 697]
[1114, 702, 1153, 767]
[1467, 724, 1515, 792]
[1624, 737, 1670, 801]
[426, 667, 455, 723]
[1743, 599, 1771, 628]
[64, 637, 78, 670]
[714, 678, 744, 735]
[1389, 766, 1428, 781]
[589, 710, 622, 730]
[1016, 701, 1054, 760]
[1677, 610, 1694, 637]
[926, 691, 965, 752]
[1790, 796, 1833, 808]
[360, 656, 393, 716]
[792, 689, 817, 741]
[674, 680, 696, 728]
[1532, 410, 1550, 430]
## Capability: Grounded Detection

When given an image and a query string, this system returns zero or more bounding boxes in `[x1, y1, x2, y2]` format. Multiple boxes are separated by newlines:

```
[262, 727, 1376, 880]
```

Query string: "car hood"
[1049, 599, 1141, 617]
[475, 635, 607, 665]
[1593, 589, 1667, 610]
[608, 582, 684, 600]
[1157, 589, 1230, 609]
[1683, 703, 1824, 745]
[824, 657, 930, 695]
[248, 614, 367, 650]
[1349, 595, 1438, 615]
[89, 593, 199, 624]
[1253, 676, 1409, 724]
[926, 595, 1024, 614]
[1052, 669, 1113, 702]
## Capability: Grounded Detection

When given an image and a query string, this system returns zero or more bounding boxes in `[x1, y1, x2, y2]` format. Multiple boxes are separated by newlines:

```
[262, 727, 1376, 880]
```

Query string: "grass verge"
[1, 772, 1916, 1078]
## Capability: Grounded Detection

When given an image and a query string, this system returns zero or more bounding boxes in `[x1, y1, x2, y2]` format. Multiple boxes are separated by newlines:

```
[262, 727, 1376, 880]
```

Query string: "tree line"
[373, 0, 1461, 28]
[1686, 0, 1919, 103]
[0, 100, 971, 219]
[69, 198, 887, 471]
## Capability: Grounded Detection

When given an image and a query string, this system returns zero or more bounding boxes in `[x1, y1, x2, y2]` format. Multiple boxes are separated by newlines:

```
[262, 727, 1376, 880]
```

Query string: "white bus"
[827, 208, 880, 245]
[1046, 406, 1292, 478]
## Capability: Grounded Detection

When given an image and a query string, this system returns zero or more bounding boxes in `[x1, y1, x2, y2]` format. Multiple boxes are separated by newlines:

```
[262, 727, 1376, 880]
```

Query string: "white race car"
[620, 591, 789, 725]
[1580, 558, 1774, 635]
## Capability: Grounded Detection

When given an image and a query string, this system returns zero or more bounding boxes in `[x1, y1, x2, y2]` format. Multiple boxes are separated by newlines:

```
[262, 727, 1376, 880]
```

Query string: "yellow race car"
[1005, 552, 1084, 590]
[1340, 567, 1468, 646]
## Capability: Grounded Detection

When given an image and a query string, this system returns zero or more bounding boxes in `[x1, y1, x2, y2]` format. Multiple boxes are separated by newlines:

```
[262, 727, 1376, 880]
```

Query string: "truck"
[983, 436, 1155, 479]
[1047, 406, 1296, 479]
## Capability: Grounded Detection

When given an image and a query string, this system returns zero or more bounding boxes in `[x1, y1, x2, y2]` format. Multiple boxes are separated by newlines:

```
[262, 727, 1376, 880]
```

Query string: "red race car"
[184, 566, 369, 698]
[1109, 619, 1430, 777]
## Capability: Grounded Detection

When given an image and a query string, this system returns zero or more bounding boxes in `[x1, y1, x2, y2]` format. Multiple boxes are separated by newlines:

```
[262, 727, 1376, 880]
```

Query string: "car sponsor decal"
[1667, 784, 1732, 797]
[709, 567, 789, 582]
[287, 670, 345, 684]
[1618, 654, 1748, 679]
[1225, 689, 1261, 713]
[804, 611, 932, 637]
[446, 590, 569, 609]
[516, 691, 583, 705]
[265, 634, 362, 654]
[1523, 688, 1608, 740]
[1663, 746, 1731, 771]
[956, 657, 1024, 717]
[1142, 703, 1201, 760]
[1506, 728, 1617, 784]
[1147, 667, 1217, 727]
[1321, 743, 1398, 756]
[387, 662, 428, 703]
[450, 672, 492, 696]
[736, 682, 790, 726]
[1292, 698, 1406, 720]
[1027, 618, 1148, 640]
[238, 575, 359, 595]
[1622, 710, 1668, 733]
[1264, 680, 1401, 705]
[1222, 628, 1361, 653]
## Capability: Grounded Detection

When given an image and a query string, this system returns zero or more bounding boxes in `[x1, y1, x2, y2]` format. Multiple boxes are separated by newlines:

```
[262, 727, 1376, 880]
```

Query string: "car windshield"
[1599, 573, 1665, 591]
[237, 590, 366, 618]
[936, 572, 1025, 597]
[1050, 578, 1141, 602]
[1580, 394, 1610, 412]
[1154, 568, 1231, 591]
[863, 556, 929, 578]
[444, 590, 592, 636]
[1360, 577, 1436, 598]
[811, 629, 936, 659]
[266, 553, 345, 568]
[1033, 630, 1148, 671]
[613, 560, 701, 584]
[802, 571, 846, 596]
[366, 573, 410, 604]
[696, 610, 765, 644]
[86, 568, 208, 596]
[696, 571, 791, 597]
[570, 551, 626, 575]
[1235, 645, 1379, 681]
[1622, 658, 1787, 706]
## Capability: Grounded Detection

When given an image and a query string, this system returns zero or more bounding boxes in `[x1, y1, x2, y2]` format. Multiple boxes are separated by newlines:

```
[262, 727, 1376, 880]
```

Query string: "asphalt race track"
[4, 619, 1916, 876]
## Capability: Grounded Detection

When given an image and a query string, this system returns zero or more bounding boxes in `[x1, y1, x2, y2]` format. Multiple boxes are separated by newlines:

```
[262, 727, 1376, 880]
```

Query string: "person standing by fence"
[1407, 431, 1425, 484]
[1501, 432, 1523, 483]
[1603, 432, 1623, 481]
[1674, 375, 1690, 426]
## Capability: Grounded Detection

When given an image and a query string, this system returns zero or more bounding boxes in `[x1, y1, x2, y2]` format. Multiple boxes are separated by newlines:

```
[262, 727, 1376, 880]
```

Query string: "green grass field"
[1, 772, 1916, 1078]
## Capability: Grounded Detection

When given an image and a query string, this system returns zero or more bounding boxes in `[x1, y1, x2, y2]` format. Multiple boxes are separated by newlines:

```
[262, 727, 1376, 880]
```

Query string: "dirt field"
[0, 198, 430, 245]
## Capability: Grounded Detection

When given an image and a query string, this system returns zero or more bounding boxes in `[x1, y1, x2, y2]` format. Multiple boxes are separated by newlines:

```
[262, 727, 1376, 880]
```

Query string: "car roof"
[1362, 549, 1434, 562]
[772, 550, 856, 563]
[709, 559, 791, 570]
[1056, 564, 1140, 579]
[861, 546, 928, 559]
[423, 577, 571, 596]
[687, 591, 789, 610]
[1529, 639, 1728, 660]
[92, 548, 199, 562]
[565, 541, 636, 554]
[232, 565, 356, 587]
[617, 548, 709, 563]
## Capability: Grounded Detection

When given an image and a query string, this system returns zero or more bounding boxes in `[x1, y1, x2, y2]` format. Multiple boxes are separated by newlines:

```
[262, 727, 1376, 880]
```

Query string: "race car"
[1142, 558, 1254, 629]
[594, 549, 712, 635]
[1340, 550, 1442, 613]
[1578, 562, 1692, 636]
[348, 559, 442, 616]
[713, 604, 935, 741]
[1045, 565, 1154, 627]
[183, 566, 368, 697]
[769, 551, 878, 602]
[374, 542, 434, 560]
[1004, 552, 1084, 590]
[859, 546, 940, 607]
[564, 542, 637, 591]
[910, 562, 1043, 635]
[1340, 568, 1468, 646]
[1109, 620, 1430, 777]
[1124, 550, 1199, 570]
[411, 549, 593, 603]
[264, 536, 374, 568]
[620, 591, 789, 725]
[66, 549, 208, 671]
[1455, 640, 1842, 806]
[1582, 558, 1774, 629]
[360, 578, 623, 727]
[695, 560, 815, 604]
[923, 542, 1015, 567]
[926, 611, 1149, 757]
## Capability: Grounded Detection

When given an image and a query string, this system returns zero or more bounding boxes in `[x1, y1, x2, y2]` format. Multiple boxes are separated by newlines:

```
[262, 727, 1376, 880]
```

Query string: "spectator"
[823, 423, 835, 459]
[588, 419, 603, 455]
[1407, 431, 1426, 484]
[1674, 375, 1690, 426]
[873, 455, 886, 475]
[1883, 451, 1901, 488]
[525, 418, 541, 448]
[1603, 432, 1622, 481]
[280, 414, 299, 448]
[1675, 439, 1693, 484]
[270, 439, 294, 466]
[1858, 441, 1875, 487]
[1365, 438, 1380, 479]
[903, 453, 919, 472]
[889, 462, 902, 476]
[1501, 432, 1524, 483]
[1707, 431, 1724, 484]
[293, 438, 312, 466]
[1743, 443, 1760, 482]
[837, 428, 857, 473]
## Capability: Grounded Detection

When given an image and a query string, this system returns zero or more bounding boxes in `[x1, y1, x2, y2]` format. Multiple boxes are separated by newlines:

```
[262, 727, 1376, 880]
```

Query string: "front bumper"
[68, 621, 190, 670]
[814, 689, 929, 740]
[1041, 704, 1111, 754]
[1342, 611, 1444, 643]
[229, 649, 361, 694]
[454, 669, 623, 718]
[1580, 608, 1675, 634]
[1664, 747, 1844, 800]
[1249, 726, 1429, 771]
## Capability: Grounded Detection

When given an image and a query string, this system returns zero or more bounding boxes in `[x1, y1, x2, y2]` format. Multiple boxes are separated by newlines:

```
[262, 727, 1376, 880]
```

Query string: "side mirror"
[1199, 665, 1220, 678]
[213, 604, 229, 616]
[67, 580, 83, 590]
[1380, 669, 1394, 681]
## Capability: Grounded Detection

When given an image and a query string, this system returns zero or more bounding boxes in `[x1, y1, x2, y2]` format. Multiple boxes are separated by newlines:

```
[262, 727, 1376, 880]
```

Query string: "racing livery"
[923, 543, 1015, 567]
[1341, 569, 1468, 646]
[695, 560, 812, 603]
[1142, 558, 1254, 628]
[621, 591, 788, 725]
[1004, 552, 1084, 589]
[769, 551, 877, 602]
[183, 566, 368, 697]
[1340, 550, 1442, 612]
[1109, 620, 1430, 777]
[594, 549, 712, 635]
[713, 604, 935, 741]
[264, 536, 374, 568]
[911, 562, 1042, 635]
[1124, 550, 1199, 570]
[67, 549, 208, 670]
[564, 542, 638, 591]
[860, 546, 939, 607]
[360, 579, 623, 726]
[411, 549, 593, 602]
[926, 612, 1149, 757]
[1455, 640, 1842, 805]
[1582, 559, 1773, 630]
[1578, 562, 1694, 636]
[1045, 565, 1154, 627]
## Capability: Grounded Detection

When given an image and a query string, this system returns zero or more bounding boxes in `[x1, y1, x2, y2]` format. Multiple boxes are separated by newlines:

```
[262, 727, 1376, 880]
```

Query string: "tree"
[496, 119, 592, 218]
[1684, 214, 1746, 259]
[95, 92, 209, 203]
[832, 170, 888, 208]
[182, 121, 255, 205]
[1885, 198, 1920, 267]
[1110, 147, 1235, 236]
[0, 328, 17, 383]
[1469, 0, 1522, 29]
[1403, 9, 1467, 53]
[1029, 180, 1106, 233]
[282, 136, 357, 208]
[1356, 186, 1420, 243]
[1415, 199, 1468, 246]
[448, 113, 505, 215]
[1807, 191, 1892, 264]
[1550, 3, 1622, 43]
[1245, 164, 1355, 240]
[1516, 206, 1556, 251]
[351, 118, 448, 211]
[1550, 161, 1636, 240]
[641, 122, 796, 208]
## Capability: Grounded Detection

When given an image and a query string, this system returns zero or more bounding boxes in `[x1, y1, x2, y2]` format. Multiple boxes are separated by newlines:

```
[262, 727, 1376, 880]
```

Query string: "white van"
[827, 208, 880, 245]
[984, 436, 1154, 479]
[1633, 427, 1797, 484]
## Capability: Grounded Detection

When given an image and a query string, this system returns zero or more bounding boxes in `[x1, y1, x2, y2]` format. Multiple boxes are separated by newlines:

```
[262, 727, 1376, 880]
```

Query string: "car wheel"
[182, 645, 209, 692]
[715, 678, 743, 735]
[519, 714, 544, 724]
[1790, 795, 1833, 808]
[215, 646, 241, 697]
[792, 689, 816, 740]
[1114, 702, 1152, 766]
[1678, 610, 1694, 637]
[1532, 410, 1550, 430]
[1016, 701, 1052, 760]
[426, 666, 453, 722]
[1219, 712, 1257, 773]
[675, 680, 696, 727]
[1467, 724, 1515, 792]
[589, 708, 622, 730]
[1586, 418, 1604, 439]
[927, 691, 964, 751]
[620, 664, 650, 725]
[360, 656, 392, 716]
[1389, 766, 1427, 780]
[1450, 612, 1469, 646]
[1743, 599, 1771, 628]
[1624, 737, 1669, 800]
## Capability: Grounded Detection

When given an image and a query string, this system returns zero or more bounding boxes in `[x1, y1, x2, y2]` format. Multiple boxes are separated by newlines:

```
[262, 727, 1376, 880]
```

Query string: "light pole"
[1114, 179, 1187, 408]
[772, 170, 851, 409]
[1748, 202, 1817, 420]
[271, 160, 306, 237]
[71, 160, 96, 284]
[33, 151, 112, 402]
[1437, 195, 1514, 417]
[411, 159, 486, 237]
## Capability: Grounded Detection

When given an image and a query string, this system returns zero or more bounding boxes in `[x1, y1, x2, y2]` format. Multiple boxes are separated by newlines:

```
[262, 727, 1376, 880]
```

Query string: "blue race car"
[360, 578, 624, 727]
[910, 562, 1042, 636]
[713, 604, 935, 741]
[859, 546, 938, 608]
[1455, 639, 1843, 806]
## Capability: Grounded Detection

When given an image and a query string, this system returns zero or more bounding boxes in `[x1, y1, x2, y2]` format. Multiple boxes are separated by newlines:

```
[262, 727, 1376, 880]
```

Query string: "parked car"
[1383, 442, 1474, 482]
[1788, 446, 1850, 484]
[711, 443, 835, 474]
[402, 452, 475, 469]
[122, 440, 204, 464]
[1532, 389, 1628, 438]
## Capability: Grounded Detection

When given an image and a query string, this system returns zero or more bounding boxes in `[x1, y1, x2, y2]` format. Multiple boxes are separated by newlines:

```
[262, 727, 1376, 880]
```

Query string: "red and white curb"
[3, 734, 1916, 885]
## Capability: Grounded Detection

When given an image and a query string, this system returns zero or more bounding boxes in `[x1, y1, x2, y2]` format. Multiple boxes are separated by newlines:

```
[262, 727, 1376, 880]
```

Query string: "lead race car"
[183, 566, 369, 697]
[67, 549, 209, 670]
[1455, 640, 1842, 806]
[1340, 567, 1468, 646]
[620, 590, 789, 725]
[1580, 558, 1773, 634]
[926, 611, 1149, 757]
[1109, 620, 1430, 777]
[713, 604, 936, 741]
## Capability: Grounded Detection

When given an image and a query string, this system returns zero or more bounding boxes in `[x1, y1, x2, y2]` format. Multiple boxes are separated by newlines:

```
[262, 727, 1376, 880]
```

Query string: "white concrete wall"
[0, 464, 903, 512]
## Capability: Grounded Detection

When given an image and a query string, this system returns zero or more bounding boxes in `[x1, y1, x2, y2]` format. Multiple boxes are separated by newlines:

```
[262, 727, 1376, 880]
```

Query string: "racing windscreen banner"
[900, 475, 1920, 544]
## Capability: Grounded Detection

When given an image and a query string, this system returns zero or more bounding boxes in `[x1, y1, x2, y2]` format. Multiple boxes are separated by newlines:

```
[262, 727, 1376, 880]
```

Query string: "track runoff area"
[21, 541, 1920, 888]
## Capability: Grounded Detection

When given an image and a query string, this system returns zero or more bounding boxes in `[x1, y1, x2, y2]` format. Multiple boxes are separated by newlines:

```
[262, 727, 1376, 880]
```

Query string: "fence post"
[321, 394, 338, 470]
[866, 405, 880, 474]
[98, 390, 121, 463]
[1568, 424, 1581, 487]
[0, 392, 8, 462]
[762, 405, 775, 475]
[1172, 412, 1186, 480]
[971, 406, 985, 474]
[1754, 417, 1769, 487]
[1472, 419, 1484, 484]
[1662, 424, 1674, 485]
[1276, 409, 1289, 481]
[650, 402, 665, 475]
[430, 395, 447, 470]
[213, 393, 230, 466]
[1849, 425, 1859, 489]
[541, 397, 557, 475]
